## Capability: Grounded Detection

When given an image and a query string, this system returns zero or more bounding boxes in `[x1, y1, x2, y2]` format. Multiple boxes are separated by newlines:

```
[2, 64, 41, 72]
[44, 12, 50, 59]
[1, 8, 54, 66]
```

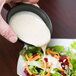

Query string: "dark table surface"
[0, 0, 76, 76]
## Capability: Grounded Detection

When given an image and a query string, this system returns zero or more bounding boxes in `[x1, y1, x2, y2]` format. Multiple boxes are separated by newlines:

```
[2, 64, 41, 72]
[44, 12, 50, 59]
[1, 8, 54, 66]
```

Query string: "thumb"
[0, 15, 17, 43]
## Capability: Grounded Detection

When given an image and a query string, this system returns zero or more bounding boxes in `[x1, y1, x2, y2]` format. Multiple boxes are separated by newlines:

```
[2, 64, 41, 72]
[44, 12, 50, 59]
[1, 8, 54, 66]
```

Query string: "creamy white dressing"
[41, 44, 48, 55]
[9, 11, 51, 48]
[42, 55, 62, 73]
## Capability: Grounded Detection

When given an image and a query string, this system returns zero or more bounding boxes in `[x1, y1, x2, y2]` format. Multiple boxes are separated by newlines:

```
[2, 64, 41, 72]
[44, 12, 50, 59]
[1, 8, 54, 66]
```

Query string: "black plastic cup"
[6, 3, 53, 45]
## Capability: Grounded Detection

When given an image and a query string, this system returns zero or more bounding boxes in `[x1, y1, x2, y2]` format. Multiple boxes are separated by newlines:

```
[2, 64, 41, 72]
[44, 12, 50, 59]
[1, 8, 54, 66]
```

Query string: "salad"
[17, 39, 76, 76]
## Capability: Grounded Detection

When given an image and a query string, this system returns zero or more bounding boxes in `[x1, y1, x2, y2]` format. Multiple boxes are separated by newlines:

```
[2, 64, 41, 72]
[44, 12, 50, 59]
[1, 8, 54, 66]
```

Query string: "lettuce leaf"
[29, 65, 44, 75]
[47, 46, 71, 56]
[52, 72, 62, 76]
[20, 45, 41, 55]
[70, 53, 76, 69]
[20, 45, 43, 61]
[22, 55, 27, 61]
[47, 46, 65, 53]
[29, 65, 38, 75]
[27, 61, 43, 68]
[71, 69, 76, 76]
[72, 73, 76, 76]
[71, 42, 76, 50]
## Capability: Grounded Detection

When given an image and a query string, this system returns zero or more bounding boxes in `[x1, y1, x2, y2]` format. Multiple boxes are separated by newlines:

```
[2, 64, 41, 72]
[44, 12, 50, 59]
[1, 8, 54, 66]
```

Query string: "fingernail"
[9, 36, 17, 43]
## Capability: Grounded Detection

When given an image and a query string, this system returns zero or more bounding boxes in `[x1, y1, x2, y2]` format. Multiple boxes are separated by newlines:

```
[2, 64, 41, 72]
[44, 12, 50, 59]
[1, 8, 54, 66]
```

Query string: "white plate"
[17, 39, 76, 76]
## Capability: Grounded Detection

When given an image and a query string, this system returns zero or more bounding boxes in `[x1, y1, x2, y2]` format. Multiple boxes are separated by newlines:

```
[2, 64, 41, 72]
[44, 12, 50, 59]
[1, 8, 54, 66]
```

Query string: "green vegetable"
[28, 61, 43, 68]
[70, 42, 76, 69]
[71, 69, 76, 76]
[52, 72, 62, 76]
[25, 45, 41, 53]
[46, 68, 50, 72]
[70, 53, 76, 69]
[37, 49, 43, 57]
[28, 53, 32, 58]
[66, 66, 71, 76]
[47, 46, 66, 56]
[22, 55, 27, 61]
[53, 68, 58, 72]
[72, 73, 76, 76]
[70, 59, 76, 69]
[20, 45, 43, 56]
[29, 65, 44, 75]
[71, 42, 76, 50]
[19, 48, 26, 56]
[39, 68, 50, 75]
[20, 45, 41, 54]
[29, 65, 50, 75]
[20, 44, 43, 62]
[47, 46, 65, 53]
[65, 48, 72, 56]
[47, 46, 71, 56]
[29, 66, 38, 75]
[39, 69, 44, 75]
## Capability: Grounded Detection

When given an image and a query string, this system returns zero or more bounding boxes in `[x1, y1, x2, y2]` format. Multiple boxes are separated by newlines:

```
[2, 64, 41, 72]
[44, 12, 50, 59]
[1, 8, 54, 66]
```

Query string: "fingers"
[23, 1, 39, 7]
[0, 0, 6, 12]
[0, 15, 17, 43]
[6, 0, 12, 3]
[0, 0, 17, 43]
[22, 0, 39, 4]
[6, 0, 39, 4]
[33, 4, 39, 7]
[6, 0, 39, 7]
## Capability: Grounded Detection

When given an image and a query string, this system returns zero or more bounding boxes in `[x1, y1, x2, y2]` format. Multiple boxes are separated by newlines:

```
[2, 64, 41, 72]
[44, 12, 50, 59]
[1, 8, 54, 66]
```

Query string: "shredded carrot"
[58, 68, 65, 72]
[41, 65, 51, 68]
[46, 73, 50, 76]
[25, 62, 32, 75]
[43, 62, 46, 75]
[46, 69, 51, 76]
[52, 49, 54, 51]
[67, 56, 73, 69]
[54, 55, 60, 59]
[50, 62, 53, 65]
[47, 50, 60, 58]
[47, 50, 58, 54]
[39, 59, 51, 76]
[39, 59, 46, 75]
[25, 53, 40, 61]
[29, 54, 40, 61]
[25, 53, 30, 61]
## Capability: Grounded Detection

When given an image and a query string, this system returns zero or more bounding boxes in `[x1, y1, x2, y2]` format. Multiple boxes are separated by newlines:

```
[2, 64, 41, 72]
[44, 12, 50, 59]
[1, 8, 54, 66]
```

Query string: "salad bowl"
[17, 39, 76, 76]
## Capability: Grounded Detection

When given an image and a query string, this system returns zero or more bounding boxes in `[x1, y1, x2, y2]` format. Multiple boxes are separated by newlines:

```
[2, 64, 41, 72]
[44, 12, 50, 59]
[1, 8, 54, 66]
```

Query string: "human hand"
[0, 0, 39, 43]
[6, 0, 39, 3]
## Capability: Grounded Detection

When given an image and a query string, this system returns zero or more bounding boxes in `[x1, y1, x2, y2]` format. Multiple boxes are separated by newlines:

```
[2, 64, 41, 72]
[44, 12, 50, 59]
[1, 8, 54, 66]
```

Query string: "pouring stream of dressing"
[41, 43, 48, 55]
[9, 11, 51, 52]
